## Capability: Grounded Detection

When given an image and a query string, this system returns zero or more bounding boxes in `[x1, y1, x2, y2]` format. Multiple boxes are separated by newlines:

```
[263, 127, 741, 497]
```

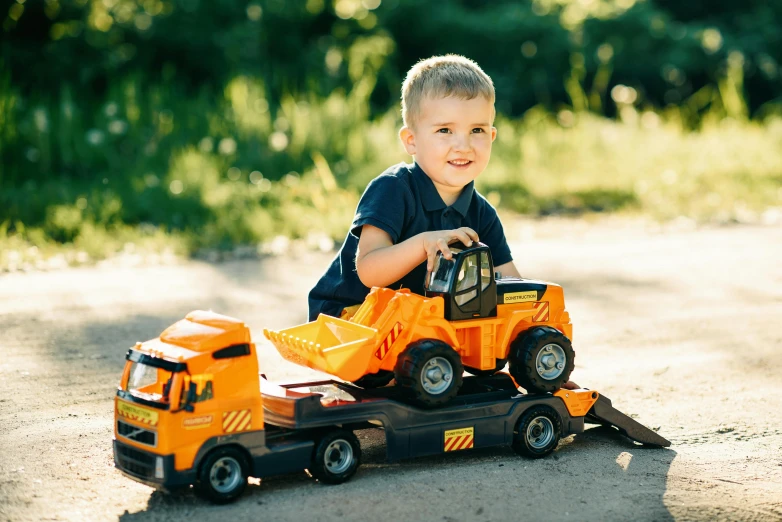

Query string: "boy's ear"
[491, 126, 497, 142]
[399, 126, 416, 155]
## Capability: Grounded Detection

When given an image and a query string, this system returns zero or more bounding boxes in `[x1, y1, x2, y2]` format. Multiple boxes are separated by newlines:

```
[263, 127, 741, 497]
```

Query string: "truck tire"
[309, 429, 361, 484]
[394, 339, 464, 407]
[512, 405, 562, 458]
[509, 326, 574, 393]
[352, 370, 394, 389]
[194, 446, 249, 504]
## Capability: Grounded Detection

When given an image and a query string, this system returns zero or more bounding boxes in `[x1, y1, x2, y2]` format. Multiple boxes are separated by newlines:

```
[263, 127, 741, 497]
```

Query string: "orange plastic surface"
[553, 388, 599, 417]
[115, 311, 263, 472]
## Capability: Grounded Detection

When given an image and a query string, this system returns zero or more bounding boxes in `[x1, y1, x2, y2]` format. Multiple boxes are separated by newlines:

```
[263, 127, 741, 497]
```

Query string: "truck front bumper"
[113, 439, 196, 491]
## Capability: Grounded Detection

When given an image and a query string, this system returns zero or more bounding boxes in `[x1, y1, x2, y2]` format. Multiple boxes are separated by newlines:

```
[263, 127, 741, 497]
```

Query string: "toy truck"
[113, 310, 670, 504]
[265, 242, 575, 406]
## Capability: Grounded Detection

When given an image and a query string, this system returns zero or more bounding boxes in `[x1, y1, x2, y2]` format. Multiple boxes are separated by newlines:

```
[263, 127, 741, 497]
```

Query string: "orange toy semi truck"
[113, 310, 670, 504]
[265, 242, 575, 406]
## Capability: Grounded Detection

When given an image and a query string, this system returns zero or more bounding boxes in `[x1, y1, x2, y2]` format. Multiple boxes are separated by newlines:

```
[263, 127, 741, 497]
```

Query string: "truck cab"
[114, 311, 265, 499]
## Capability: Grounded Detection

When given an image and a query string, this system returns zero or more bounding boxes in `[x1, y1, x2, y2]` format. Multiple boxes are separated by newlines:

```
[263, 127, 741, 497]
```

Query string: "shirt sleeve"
[478, 199, 513, 266]
[350, 174, 411, 243]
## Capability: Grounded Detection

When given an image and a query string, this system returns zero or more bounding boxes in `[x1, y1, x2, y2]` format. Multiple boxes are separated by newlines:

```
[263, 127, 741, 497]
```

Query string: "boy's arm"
[495, 260, 522, 278]
[356, 224, 479, 288]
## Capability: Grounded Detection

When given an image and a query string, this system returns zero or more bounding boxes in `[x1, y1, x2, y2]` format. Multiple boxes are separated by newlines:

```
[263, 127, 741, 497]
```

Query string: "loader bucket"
[264, 315, 379, 382]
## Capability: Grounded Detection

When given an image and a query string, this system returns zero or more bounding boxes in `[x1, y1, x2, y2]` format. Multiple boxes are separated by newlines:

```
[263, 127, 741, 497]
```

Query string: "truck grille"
[115, 441, 157, 479]
[117, 420, 157, 447]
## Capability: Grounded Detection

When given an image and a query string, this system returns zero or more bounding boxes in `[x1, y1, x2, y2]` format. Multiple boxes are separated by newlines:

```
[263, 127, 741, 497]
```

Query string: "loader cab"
[425, 242, 497, 321]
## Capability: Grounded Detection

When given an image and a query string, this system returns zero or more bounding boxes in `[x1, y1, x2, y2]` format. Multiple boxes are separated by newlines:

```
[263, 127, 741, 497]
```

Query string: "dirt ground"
[1, 218, 781, 522]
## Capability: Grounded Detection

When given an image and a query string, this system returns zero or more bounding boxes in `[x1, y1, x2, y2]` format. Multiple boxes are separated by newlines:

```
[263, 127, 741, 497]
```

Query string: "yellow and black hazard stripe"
[444, 427, 474, 452]
[222, 409, 252, 433]
[533, 301, 549, 322]
[375, 322, 403, 360]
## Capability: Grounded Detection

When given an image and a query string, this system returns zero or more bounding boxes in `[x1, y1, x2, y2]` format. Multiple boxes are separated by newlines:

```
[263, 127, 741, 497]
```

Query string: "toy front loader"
[265, 243, 577, 408]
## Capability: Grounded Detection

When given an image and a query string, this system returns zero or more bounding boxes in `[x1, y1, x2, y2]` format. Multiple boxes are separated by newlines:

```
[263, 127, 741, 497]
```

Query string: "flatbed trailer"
[259, 374, 669, 463]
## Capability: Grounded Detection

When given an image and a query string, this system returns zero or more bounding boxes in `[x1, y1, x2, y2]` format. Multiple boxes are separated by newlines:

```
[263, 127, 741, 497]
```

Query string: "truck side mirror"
[184, 382, 197, 412]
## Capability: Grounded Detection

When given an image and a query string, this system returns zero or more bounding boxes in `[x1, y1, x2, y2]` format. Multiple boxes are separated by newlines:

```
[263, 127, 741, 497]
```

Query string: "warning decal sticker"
[503, 291, 538, 304]
[117, 401, 159, 427]
[222, 409, 252, 433]
[444, 427, 475, 452]
[375, 322, 403, 360]
[533, 301, 550, 322]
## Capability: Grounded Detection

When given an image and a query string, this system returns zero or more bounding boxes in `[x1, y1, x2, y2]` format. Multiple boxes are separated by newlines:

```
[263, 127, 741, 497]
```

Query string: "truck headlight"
[155, 456, 164, 479]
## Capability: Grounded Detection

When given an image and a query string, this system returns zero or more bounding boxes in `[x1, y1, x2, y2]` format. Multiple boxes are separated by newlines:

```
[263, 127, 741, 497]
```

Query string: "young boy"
[308, 54, 521, 321]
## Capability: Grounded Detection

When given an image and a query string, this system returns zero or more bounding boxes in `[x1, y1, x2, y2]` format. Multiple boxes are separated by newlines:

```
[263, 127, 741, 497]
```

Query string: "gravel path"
[1, 220, 780, 522]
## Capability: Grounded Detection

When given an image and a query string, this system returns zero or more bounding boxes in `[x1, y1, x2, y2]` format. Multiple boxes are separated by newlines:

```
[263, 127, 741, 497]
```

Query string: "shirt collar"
[410, 162, 474, 217]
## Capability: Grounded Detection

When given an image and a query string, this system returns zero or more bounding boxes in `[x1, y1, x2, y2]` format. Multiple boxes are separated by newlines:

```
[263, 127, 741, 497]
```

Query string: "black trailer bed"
[260, 374, 669, 462]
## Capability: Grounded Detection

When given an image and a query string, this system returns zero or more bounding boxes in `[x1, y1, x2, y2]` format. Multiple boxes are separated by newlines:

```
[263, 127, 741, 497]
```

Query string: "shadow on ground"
[118, 425, 675, 522]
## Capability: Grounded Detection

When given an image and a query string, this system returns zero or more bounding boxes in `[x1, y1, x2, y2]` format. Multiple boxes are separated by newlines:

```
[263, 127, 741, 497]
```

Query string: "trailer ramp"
[586, 394, 671, 447]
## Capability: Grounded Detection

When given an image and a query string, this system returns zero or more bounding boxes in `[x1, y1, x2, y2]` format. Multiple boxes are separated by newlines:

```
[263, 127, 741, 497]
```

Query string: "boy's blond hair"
[401, 54, 495, 128]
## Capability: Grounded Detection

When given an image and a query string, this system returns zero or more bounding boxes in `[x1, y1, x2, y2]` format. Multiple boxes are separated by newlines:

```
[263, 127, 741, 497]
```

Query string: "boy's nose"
[452, 134, 472, 151]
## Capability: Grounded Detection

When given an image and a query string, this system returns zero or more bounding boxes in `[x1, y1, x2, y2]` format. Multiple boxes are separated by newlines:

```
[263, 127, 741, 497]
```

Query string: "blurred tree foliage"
[4, 0, 780, 115]
[1, 0, 781, 250]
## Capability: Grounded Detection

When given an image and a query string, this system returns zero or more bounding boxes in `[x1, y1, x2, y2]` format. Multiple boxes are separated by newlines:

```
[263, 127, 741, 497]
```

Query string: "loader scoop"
[586, 394, 671, 447]
[263, 314, 379, 382]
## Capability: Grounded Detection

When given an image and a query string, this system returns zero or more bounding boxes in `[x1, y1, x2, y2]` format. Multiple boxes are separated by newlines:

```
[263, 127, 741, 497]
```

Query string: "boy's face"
[399, 95, 497, 203]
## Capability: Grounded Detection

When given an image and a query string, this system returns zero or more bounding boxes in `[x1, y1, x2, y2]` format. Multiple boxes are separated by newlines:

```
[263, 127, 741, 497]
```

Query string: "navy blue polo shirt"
[307, 162, 513, 320]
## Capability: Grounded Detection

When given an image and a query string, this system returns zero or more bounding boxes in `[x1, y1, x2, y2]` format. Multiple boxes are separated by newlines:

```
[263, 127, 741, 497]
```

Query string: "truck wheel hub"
[526, 417, 555, 449]
[324, 439, 353, 474]
[209, 456, 243, 494]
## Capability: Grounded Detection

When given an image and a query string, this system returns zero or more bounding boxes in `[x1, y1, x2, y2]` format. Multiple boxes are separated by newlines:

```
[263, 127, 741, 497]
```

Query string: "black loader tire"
[309, 429, 361, 484]
[351, 370, 394, 389]
[512, 405, 562, 459]
[394, 339, 464, 407]
[509, 326, 574, 393]
[194, 446, 249, 504]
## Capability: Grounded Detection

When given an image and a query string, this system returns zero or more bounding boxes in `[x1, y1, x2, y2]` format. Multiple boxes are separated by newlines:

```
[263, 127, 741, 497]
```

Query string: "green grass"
[2, 74, 782, 271]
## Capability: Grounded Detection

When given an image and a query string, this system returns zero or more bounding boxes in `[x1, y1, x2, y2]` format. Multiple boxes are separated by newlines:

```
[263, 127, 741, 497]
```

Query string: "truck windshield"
[125, 361, 175, 403]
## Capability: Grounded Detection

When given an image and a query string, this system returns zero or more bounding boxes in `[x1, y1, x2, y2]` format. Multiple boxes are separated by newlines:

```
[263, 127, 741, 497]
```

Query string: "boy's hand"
[422, 227, 479, 271]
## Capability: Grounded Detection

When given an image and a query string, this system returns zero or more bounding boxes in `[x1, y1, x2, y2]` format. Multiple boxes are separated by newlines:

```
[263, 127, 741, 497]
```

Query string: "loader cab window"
[427, 246, 463, 293]
[455, 253, 480, 306]
[480, 251, 491, 291]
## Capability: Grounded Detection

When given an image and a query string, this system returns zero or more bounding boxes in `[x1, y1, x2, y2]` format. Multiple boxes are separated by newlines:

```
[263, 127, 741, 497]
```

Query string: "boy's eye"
[437, 128, 451, 134]
[472, 127, 485, 133]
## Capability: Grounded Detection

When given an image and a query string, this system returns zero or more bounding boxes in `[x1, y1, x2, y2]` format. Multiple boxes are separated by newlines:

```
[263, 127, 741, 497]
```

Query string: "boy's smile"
[400, 95, 497, 205]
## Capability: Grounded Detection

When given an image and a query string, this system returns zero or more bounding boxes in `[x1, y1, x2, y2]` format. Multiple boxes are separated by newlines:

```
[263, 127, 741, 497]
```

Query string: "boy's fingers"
[453, 230, 473, 246]
[425, 243, 440, 271]
[461, 227, 479, 243]
[437, 238, 452, 259]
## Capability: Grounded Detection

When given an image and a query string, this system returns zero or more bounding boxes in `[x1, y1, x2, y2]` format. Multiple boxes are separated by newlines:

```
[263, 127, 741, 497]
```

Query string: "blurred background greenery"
[1, 0, 781, 269]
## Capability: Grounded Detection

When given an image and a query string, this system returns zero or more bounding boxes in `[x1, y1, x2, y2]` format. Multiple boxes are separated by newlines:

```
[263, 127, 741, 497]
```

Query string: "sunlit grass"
[2, 73, 781, 271]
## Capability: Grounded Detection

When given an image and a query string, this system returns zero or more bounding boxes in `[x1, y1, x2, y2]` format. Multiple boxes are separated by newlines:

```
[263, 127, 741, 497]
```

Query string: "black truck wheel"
[352, 370, 394, 389]
[512, 406, 562, 458]
[309, 429, 361, 484]
[509, 327, 574, 393]
[194, 446, 249, 504]
[394, 339, 464, 407]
